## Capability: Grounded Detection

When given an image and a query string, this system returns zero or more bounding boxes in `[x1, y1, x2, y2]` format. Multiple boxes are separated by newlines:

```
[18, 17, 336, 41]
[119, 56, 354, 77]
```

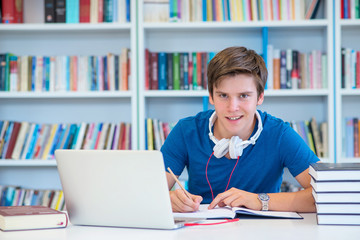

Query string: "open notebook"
[173, 204, 303, 219]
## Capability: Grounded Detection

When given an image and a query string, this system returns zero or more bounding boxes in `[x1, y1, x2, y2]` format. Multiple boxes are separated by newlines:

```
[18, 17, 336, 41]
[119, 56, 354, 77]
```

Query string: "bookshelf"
[335, 1, 360, 163]
[0, 0, 344, 193]
[0, 4, 137, 189]
[138, 0, 334, 164]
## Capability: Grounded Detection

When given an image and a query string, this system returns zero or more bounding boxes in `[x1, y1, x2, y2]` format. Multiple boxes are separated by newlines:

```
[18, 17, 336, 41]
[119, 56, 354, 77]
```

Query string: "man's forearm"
[267, 187, 316, 213]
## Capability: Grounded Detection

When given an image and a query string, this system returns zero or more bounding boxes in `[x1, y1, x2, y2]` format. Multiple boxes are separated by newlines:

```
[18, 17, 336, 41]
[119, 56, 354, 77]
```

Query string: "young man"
[161, 46, 319, 213]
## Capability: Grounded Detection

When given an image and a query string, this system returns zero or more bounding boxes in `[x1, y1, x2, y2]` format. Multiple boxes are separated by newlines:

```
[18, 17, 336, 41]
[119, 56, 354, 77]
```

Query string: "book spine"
[173, 52, 180, 90]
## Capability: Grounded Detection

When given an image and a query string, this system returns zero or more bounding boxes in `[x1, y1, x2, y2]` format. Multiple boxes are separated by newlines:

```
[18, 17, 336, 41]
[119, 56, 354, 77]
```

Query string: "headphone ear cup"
[213, 138, 230, 158]
[229, 136, 244, 159]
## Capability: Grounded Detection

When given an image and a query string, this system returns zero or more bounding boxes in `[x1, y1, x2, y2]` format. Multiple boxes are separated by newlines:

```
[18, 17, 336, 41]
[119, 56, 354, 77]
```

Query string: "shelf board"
[340, 19, 360, 26]
[264, 89, 329, 96]
[0, 160, 57, 167]
[144, 90, 208, 97]
[340, 89, 360, 96]
[0, 23, 131, 32]
[144, 89, 329, 97]
[336, 158, 360, 163]
[143, 20, 329, 30]
[0, 91, 132, 98]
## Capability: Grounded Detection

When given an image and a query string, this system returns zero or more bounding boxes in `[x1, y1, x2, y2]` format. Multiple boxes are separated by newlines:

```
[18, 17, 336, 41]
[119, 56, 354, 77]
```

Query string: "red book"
[2, 0, 16, 23]
[354, 118, 359, 158]
[150, 52, 158, 90]
[341, 0, 344, 19]
[196, 52, 202, 90]
[79, 0, 90, 23]
[202, 52, 208, 90]
[188, 53, 193, 89]
[14, 0, 23, 23]
[0, 206, 68, 231]
[145, 49, 150, 90]
[5, 122, 21, 159]
[98, 0, 103, 23]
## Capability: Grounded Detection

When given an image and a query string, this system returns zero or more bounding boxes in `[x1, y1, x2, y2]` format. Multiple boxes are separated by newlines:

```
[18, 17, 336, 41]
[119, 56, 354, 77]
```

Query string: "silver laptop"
[55, 150, 203, 229]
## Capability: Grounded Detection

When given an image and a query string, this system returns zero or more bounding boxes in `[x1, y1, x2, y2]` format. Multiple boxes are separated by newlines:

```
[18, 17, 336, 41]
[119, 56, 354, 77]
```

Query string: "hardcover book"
[310, 178, 360, 192]
[0, 205, 68, 231]
[309, 162, 360, 181]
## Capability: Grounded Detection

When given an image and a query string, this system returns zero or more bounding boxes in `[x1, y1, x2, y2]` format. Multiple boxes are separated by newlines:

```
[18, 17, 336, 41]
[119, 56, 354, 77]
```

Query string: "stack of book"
[309, 162, 360, 225]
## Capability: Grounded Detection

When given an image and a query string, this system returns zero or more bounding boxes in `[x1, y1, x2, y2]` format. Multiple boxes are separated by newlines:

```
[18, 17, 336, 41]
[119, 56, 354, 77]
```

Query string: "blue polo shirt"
[161, 110, 319, 204]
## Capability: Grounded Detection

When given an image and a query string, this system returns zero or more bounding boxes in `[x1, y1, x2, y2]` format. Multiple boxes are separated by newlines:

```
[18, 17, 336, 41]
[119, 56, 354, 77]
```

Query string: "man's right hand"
[169, 189, 203, 212]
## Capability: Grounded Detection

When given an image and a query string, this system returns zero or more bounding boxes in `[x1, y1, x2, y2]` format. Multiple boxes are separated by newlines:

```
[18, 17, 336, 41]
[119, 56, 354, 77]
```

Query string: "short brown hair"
[207, 46, 268, 98]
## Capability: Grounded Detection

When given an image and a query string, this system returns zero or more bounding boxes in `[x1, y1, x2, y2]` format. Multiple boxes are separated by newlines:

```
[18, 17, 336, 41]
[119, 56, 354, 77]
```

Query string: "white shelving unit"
[0, 0, 342, 191]
[0, 6, 138, 189]
[137, 0, 334, 164]
[335, 2, 360, 163]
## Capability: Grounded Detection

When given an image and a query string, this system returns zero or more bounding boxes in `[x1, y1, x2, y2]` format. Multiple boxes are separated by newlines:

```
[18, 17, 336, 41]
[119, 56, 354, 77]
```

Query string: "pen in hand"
[167, 167, 192, 200]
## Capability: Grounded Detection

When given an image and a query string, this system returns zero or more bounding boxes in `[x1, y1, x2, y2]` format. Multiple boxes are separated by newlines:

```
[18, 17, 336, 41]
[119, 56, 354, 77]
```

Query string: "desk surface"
[1, 214, 359, 240]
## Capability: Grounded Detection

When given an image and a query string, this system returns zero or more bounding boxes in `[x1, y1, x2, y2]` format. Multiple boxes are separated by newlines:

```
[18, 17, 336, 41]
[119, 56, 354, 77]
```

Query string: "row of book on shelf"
[266, 45, 328, 90]
[289, 117, 328, 158]
[309, 162, 360, 225]
[0, 50, 131, 92]
[0, 185, 65, 211]
[341, 48, 360, 89]
[145, 47, 328, 91]
[341, 0, 360, 19]
[145, 118, 176, 150]
[343, 117, 360, 158]
[145, 49, 215, 91]
[1, 0, 130, 24]
[0, 121, 132, 160]
[144, 0, 321, 22]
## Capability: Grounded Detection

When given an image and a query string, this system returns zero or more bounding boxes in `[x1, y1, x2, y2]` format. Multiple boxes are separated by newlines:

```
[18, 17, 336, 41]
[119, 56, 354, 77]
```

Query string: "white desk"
[1, 214, 359, 240]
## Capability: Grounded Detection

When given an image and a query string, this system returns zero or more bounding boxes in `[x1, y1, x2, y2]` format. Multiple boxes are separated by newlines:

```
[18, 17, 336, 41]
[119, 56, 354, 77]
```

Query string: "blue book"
[222, 0, 226, 21]
[226, 0, 231, 21]
[104, 0, 114, 22]
[145, 119, 148, 150]
[26, 124, 41, 159]
[45, 56, 51, 91]
[56, 124, 68, 150]
[1, 122, 14, 159]
[70, 124, 82, 149]
[202, 0, 207, 21]
[31, 56, 36, 91]
[30, 190, 39, 206]
[344, 0, 349, 19]
[169, 0, 176, 21]
[65, 124, 78, 149]
[158, 52, 167, 90]
[49, 124, 64, 158]
[4, 186, 15, 206]
[242, 0, 248, 21]
[0, 187, 7, 205]
[66, 0, 79, 23]
[126, 0, 130, 22]
[113, 0, 118, 22]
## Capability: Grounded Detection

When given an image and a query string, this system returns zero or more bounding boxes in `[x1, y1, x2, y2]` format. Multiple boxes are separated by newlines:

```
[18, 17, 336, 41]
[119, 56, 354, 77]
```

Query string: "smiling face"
[209, 73, 264, 141]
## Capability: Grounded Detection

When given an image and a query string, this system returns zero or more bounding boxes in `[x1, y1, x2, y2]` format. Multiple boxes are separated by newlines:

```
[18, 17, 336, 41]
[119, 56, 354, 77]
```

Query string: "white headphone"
[208, 111, 263, 159]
